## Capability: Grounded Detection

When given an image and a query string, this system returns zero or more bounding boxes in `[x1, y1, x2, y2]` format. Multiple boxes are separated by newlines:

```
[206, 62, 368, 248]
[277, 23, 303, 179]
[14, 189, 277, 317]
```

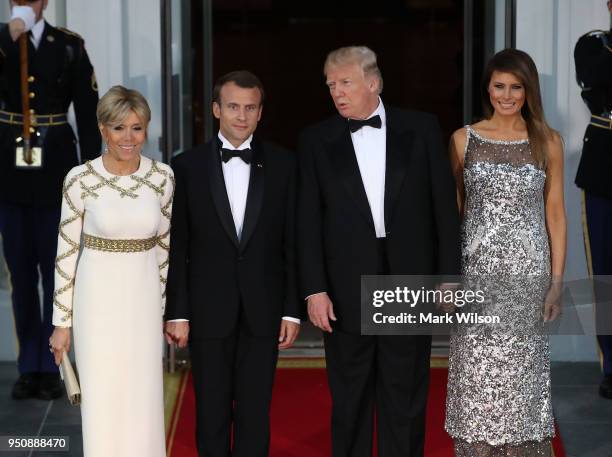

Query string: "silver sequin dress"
[445, 126, 555, 456]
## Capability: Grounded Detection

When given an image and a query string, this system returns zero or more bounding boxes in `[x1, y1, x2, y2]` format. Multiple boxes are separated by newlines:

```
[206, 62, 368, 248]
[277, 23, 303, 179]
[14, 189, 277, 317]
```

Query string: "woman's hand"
[543, 282, 562, 323]
[49, 327, 71, 366]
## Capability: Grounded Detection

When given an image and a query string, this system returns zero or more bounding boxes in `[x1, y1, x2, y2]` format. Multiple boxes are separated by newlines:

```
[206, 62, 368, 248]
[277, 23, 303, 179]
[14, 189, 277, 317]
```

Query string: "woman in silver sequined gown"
[445, 49, 567, 457]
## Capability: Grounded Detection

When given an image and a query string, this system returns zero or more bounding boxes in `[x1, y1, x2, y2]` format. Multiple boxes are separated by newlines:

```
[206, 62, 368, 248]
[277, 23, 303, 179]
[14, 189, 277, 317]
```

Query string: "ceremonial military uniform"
[0, 20, 100, 399]
[574, 28, 612, 398]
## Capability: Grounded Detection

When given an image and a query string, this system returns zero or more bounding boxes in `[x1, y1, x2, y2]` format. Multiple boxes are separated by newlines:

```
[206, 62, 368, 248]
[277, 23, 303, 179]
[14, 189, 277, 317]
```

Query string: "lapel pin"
[47, 35, 55, 42]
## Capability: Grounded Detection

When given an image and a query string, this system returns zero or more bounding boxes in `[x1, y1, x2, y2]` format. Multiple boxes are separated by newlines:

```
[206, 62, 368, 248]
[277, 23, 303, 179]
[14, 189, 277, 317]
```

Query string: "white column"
[66, 0, 162, 161]
[516, 0, 609, 362]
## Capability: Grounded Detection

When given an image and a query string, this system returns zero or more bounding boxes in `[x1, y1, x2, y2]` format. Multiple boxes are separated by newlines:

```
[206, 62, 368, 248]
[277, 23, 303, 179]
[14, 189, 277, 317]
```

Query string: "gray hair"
[97, 85, 151, 127]
[323, 46, 383, 94]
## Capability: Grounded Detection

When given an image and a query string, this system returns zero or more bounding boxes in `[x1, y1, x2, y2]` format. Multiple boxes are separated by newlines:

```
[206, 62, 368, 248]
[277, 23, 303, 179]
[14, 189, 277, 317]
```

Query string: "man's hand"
[278, 320, 300, 349]
[49, 327, 71, 366]
[165, 321, 190, 348]
[307, 292, 336, 332]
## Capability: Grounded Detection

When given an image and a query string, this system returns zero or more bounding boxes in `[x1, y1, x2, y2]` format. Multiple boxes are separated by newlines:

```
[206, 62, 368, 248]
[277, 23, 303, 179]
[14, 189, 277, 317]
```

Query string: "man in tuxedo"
[297, 46, 460, 456]
[164, 70, 301, 457]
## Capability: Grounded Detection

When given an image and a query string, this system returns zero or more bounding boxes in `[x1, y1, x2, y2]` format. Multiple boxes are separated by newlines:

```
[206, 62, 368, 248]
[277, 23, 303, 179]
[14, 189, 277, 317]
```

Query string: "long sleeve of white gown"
[156, 164, 175, 315]
[53, 167, 86, 327]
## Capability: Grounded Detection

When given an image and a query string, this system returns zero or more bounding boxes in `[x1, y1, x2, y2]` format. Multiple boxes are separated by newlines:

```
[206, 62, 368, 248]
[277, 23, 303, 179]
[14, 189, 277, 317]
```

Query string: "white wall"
[516, 0, 609, 362]
[66, 0, 163, 161]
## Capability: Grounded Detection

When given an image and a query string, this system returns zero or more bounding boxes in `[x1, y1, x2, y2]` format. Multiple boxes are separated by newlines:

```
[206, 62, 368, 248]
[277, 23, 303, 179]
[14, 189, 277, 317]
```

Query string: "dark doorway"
[209, 0, 464, 149]
[164, 0, 510, 159]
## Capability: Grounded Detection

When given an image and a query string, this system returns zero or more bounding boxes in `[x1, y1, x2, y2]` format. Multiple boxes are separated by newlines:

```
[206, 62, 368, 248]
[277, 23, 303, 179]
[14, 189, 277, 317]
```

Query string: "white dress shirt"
[219, 131, 252, 241]
[11, 7, 44, 49]
[305, 98, 387, 301]
[29, 19, 45, 49]
[351, 98, 387, 239]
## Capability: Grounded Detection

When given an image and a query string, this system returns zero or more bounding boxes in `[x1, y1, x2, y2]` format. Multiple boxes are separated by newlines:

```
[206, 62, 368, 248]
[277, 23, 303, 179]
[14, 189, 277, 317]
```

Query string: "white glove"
[11, 5, 36, 31]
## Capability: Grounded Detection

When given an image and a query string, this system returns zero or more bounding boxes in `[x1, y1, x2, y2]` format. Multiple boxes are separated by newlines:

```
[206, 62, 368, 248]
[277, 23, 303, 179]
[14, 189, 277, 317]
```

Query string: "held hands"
[49, 327, 71, 366]
[278, 320, 300, 350]
[307, 292, 336, 333]
[164, 321, 189, 348]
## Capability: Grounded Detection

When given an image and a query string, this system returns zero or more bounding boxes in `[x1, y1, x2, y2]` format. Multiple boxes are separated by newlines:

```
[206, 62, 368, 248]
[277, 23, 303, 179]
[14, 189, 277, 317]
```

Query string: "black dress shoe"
[600, 375, 612, 399]
[11, 373, 40, 400]
[37, 373, 63, 400]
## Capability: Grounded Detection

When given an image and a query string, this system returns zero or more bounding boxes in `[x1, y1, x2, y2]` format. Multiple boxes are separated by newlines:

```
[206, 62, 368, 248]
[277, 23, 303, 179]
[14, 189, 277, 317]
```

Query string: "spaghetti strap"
[463, 125, 471, 160]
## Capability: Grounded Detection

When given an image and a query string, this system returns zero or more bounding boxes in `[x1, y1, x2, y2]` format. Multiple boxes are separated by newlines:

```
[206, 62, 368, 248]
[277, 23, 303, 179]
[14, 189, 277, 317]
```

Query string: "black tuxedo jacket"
[165, 137, 301, 338]
[297, 105, 461, 333]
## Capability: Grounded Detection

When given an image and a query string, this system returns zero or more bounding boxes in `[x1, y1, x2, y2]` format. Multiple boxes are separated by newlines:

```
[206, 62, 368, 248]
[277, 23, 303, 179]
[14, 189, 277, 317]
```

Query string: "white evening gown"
[53, 155, 174, 457]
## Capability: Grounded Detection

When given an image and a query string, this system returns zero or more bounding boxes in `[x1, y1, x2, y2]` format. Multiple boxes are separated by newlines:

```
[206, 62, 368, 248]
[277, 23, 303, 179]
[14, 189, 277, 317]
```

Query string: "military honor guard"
[0, 0, 100, 400]
[574, 0, 612, 399]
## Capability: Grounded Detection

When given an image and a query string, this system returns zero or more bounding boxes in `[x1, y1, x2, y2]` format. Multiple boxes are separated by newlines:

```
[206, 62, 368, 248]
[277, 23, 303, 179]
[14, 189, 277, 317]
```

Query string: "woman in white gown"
[49, 86, 174, 457]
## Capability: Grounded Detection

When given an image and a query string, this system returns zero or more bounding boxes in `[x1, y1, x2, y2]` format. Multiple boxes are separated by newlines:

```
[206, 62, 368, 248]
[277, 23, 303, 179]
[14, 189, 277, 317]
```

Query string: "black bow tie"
[221, 148, 252, 164]
[348, 115, 382, 133]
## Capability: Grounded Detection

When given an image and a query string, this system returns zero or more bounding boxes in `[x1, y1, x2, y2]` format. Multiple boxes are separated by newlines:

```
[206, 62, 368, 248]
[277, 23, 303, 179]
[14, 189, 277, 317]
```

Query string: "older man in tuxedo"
[165, 71, 301, 457]
[297, 46, 460, 457]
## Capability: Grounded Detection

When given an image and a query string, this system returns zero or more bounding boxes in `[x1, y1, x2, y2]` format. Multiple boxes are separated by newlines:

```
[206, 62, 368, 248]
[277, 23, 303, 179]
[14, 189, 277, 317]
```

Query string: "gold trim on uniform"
[583, 30, 612, 53]
[82, 233, 158, 252]
[57, 27, 83, 40]
[0, 111, 69, 127]
[590, 114, 612, 130]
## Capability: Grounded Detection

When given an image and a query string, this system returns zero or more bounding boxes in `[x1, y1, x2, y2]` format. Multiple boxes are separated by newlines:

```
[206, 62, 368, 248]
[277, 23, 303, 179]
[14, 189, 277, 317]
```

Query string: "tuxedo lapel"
[327, 122, 376, 233]
[206, 141, 240, 248]
[384, 107, 411, 229]
[239, 138, 264, 253]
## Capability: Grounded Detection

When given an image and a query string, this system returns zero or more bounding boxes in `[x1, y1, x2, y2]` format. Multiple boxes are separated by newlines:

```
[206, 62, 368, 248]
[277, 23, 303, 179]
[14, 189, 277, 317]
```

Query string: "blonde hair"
[324, 46, 383, 94]
[97, 85, 151, 127]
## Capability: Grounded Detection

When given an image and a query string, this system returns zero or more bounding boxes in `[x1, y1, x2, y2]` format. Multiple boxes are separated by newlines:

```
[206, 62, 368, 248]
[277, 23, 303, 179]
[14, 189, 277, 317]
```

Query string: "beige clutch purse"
[59, 350, 81, 406]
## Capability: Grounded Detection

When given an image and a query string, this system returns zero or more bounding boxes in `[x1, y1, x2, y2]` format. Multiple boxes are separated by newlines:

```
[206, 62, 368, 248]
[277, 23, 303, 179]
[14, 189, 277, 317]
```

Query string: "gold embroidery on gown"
[52, 156, 174, 457]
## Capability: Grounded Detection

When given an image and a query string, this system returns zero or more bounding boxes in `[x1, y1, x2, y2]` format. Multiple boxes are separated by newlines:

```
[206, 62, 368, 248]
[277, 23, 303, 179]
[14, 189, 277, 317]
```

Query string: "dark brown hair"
[212, 70, 265, 105]
[481, 48, 554, 167]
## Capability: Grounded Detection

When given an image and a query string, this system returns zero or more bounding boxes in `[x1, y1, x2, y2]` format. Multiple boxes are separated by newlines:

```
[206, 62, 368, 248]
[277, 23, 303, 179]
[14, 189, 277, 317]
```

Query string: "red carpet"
[166, 358, 566, 457]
